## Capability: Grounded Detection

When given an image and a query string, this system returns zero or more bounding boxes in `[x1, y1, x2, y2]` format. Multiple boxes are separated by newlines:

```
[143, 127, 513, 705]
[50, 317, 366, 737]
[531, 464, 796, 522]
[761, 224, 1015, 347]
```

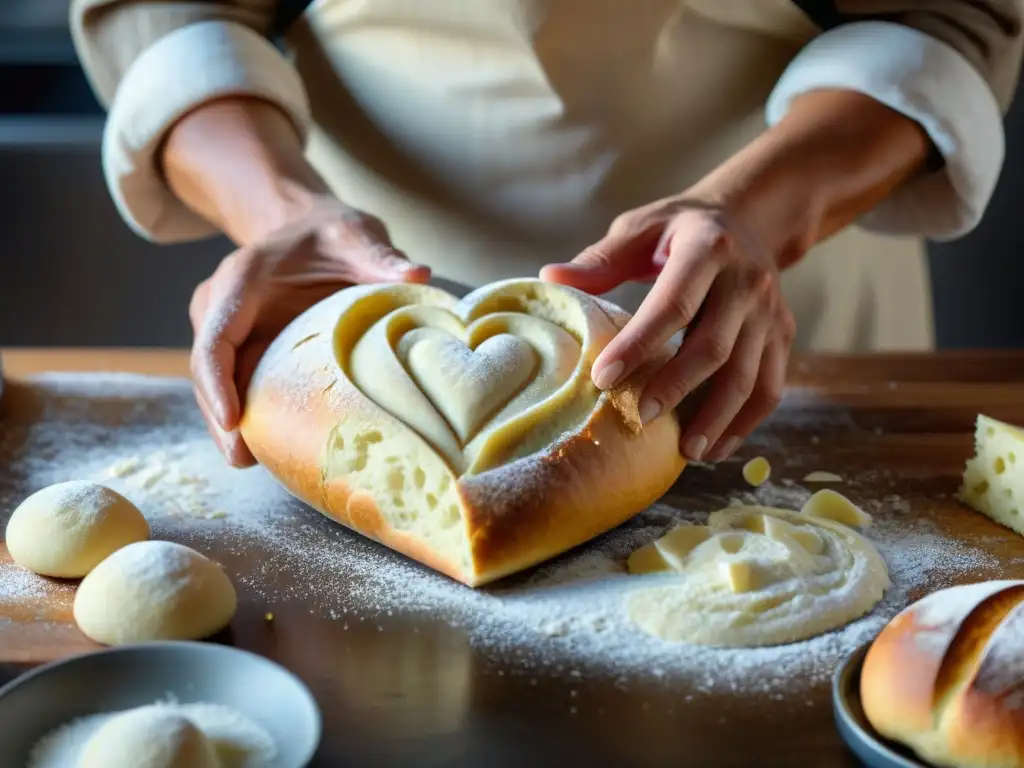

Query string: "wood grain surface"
[2, 348, 1024, 767]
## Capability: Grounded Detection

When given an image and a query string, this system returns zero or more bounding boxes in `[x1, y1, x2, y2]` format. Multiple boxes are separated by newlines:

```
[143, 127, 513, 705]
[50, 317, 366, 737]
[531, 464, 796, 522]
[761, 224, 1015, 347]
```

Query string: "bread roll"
[860, 580, 1024, 768]
[240, 278, 686, 587]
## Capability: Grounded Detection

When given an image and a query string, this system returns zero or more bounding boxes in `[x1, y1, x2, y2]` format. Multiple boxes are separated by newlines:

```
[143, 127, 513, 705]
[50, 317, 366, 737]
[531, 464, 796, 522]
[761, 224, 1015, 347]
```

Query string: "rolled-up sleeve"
[767, 1, 1024, 241]
[71, 1, 312, 242]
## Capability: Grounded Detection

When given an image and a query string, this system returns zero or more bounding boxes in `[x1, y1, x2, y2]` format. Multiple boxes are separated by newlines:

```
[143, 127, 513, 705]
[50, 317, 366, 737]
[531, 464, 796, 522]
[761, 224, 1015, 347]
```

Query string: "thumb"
[346, 243, 432, 284]
[322, 214, 432, 285]
[539, 236, 643, 295]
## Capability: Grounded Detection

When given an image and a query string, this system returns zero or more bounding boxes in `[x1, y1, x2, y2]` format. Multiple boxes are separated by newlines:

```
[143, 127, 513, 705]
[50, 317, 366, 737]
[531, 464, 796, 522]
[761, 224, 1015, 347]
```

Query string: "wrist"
[161, 96, 332, 246]
[687, 89, 929, 268]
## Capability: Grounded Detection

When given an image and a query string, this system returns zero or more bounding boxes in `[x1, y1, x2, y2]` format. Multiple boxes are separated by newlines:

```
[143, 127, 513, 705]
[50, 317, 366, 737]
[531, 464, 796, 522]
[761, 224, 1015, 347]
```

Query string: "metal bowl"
[0, 641, 321, 767]
[832, 642, 928, 768]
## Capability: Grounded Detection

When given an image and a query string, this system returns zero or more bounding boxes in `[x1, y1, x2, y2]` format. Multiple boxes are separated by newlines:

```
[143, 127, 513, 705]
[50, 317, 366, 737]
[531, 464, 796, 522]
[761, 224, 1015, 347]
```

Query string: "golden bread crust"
[861, 580, 1024, 768]
[240, 278, 685, 586]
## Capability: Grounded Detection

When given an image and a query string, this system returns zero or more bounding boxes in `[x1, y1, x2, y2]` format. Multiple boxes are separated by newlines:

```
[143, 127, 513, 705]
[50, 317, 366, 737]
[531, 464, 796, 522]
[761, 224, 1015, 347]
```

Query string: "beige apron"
[285, 0, 933, 351]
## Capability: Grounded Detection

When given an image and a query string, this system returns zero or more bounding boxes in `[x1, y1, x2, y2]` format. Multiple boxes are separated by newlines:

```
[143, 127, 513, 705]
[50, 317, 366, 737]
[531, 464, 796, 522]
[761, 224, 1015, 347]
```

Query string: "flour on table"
[0, 557, 75, 619]
[0, 374, 1005, 695]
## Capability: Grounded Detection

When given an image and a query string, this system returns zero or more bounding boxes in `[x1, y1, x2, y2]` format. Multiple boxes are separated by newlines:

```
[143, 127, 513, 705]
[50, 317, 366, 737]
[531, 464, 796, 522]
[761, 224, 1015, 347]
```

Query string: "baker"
[71, 1, 1021, 469]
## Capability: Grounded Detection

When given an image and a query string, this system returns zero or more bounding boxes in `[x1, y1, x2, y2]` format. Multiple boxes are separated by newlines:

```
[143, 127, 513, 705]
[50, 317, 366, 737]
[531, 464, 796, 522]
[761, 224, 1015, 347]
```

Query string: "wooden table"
[3, 347, 1024, 768]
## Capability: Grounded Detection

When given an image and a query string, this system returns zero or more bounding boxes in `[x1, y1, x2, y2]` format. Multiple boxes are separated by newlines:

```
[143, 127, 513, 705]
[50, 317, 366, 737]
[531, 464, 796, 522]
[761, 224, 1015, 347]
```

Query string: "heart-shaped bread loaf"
[240, 278, 686, 586]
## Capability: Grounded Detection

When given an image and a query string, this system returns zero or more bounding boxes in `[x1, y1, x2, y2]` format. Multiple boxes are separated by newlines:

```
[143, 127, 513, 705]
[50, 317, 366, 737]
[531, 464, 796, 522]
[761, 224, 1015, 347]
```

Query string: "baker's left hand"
[540, 200, 795, 464]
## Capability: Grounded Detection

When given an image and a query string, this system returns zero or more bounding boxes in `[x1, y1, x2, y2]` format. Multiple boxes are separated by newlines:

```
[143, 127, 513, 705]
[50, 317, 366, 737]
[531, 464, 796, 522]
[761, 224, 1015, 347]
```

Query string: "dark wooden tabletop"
[3, 348, 1024, 768]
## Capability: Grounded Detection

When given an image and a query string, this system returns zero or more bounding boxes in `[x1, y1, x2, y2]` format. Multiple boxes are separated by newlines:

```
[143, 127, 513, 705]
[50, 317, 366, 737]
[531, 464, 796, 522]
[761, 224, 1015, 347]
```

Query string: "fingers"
[321, 217, 431, 285]
[194, 387, 256, 468]
[190, 257, 260, 433]
[630, 275, 748, 429]
[705, 334, 789, 462]
[540, 236, 650, 296]
[342, 242, 431, 284]
[676, 320, 767, 461]
[540, 212, 664, 295]
[589, 220, 727, 391]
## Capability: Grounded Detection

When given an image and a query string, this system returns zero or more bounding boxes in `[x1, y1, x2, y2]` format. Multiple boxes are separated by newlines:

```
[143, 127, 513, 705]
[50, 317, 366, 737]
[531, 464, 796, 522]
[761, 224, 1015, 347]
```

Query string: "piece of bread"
[860, 580, 1024, 768]
[240, 278, 686, 587]
[958, 414, 1024, 537]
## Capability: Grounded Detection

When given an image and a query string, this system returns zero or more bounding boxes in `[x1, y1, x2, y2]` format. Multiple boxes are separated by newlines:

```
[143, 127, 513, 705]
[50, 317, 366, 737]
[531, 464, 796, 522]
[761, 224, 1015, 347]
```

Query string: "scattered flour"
[26, 697, 276, 768]
[0, 558, 64, 604]
[0, 373, 1007, 695]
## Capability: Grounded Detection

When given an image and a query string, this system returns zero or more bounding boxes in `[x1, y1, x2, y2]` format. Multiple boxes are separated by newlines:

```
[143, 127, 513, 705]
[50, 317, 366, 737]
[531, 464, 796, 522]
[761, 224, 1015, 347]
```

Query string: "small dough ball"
[79, 706, 218, 768]
[5, 481, 149, 578]
[74, 541, 237, 645]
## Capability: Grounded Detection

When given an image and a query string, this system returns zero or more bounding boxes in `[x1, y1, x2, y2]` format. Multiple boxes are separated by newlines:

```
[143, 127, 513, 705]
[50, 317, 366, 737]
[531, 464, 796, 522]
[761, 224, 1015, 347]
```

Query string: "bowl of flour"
[0, 641, 320, 767]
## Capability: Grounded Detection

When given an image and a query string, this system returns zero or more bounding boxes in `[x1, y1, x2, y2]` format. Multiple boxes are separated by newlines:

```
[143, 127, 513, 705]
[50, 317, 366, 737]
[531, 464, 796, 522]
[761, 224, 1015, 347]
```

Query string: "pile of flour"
[27, 698, 276, 768]
[0, 373, 1002, 694]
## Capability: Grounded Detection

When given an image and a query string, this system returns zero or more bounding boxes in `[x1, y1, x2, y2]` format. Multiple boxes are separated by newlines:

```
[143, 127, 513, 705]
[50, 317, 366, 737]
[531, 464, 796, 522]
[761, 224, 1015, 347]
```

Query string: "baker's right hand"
[188, 196, 431, 467]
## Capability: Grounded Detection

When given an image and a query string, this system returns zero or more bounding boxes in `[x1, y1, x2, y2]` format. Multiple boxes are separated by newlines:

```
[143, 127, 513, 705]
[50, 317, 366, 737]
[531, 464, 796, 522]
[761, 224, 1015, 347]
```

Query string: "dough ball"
[73, 540, 237, 645]
[5, 481, 149, 578]
[78, 706, 218, 768]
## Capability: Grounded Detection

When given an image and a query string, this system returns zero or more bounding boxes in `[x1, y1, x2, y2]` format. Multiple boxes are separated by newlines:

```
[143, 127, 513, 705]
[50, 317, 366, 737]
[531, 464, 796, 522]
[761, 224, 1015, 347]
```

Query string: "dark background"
[1, 9, 1021, 349]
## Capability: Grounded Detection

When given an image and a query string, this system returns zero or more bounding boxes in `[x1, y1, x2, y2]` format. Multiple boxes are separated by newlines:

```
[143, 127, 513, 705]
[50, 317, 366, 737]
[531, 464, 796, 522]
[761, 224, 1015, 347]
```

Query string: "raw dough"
[5, 480, 149, 578]
[742, 457, 771, 486]
[73, 540, 237, 645]
[78, 706, 218, 768]
[625, 506, 889, 647]
[349, 300, 582, 474]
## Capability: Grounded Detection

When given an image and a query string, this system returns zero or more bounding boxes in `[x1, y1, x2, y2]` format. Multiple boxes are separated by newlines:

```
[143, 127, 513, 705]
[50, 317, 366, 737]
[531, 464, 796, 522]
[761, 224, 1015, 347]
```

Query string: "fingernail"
[214, 403, 232, 432]
[683, 434, 708, 461]
[593, 360, 624, 390]
[715, 437, 742, 462]
[639, 398, 662, 425]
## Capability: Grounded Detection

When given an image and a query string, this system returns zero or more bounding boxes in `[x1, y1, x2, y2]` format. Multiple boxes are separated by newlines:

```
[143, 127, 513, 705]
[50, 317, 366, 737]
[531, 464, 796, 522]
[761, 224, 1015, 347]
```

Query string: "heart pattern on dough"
[340, 281, 612, 475]
[398, 329, 537, 445]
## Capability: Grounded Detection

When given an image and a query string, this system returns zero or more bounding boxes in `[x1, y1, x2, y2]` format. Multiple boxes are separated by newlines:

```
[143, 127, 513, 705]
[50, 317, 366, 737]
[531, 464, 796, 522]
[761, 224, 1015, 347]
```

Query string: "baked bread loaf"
[860, 580, 1024, 768]
[240, 278, 686, 586]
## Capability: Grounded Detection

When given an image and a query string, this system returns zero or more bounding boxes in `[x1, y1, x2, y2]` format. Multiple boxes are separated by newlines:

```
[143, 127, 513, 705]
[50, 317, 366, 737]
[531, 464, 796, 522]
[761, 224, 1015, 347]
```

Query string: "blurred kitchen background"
[1, 4, 1022, 349]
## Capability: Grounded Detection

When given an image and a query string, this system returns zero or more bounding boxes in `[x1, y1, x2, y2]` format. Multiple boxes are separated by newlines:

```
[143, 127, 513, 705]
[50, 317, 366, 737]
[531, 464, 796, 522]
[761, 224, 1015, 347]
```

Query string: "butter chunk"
[721, 559, 759, 593]
[804, 471, 843, 483]
[958, 414, 1024, 537]
[801, 489, 871, 529]
[655, 523, 713, 570]
[742, 457, 771, 487]
[626, 542, 668, 575]
[762, 514, 824, 555]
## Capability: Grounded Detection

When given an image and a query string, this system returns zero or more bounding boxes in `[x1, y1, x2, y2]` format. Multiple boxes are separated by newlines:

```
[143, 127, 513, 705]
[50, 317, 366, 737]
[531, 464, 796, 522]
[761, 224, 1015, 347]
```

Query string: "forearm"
[72, 1, 311, 243]
[162, 97, 330, 245]
[691, 89, 930, 268]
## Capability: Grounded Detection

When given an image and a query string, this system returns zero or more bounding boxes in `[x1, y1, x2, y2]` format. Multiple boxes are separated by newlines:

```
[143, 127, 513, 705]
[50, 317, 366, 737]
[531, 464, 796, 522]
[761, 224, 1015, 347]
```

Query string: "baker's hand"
[189, 196, 430, 467]
[540, 202, 794, 463]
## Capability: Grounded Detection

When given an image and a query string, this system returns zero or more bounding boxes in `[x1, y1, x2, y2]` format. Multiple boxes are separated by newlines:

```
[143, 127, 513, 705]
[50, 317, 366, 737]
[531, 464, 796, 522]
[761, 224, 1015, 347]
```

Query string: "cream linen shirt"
[72, 0, 1020, 350]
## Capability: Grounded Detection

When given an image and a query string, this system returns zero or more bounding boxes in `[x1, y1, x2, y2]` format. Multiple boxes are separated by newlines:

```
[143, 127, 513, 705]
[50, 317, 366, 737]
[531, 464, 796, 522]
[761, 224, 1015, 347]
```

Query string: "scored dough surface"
[626, 505, 890, 647]
[346, 288, 591, 476]
[240, 278, 687, 586]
